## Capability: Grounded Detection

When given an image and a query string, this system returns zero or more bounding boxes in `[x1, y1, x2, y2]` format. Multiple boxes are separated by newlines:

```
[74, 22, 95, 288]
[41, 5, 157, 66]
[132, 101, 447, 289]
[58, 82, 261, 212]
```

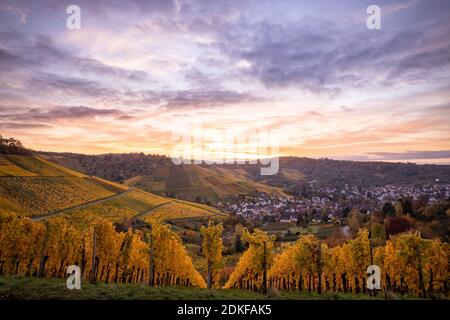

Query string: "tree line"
[0, 212, 447, 297]
[0, 213, 206, 288]
[226, 228, 448, 297]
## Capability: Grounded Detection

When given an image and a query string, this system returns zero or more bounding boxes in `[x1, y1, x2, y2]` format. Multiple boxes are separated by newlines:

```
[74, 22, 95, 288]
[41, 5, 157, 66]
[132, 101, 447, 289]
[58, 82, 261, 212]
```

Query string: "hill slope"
[39, 152, 450, 202]
[0, 154, 223, 223]
[0, 154, 125, 217]
[39, 152, 288, 203]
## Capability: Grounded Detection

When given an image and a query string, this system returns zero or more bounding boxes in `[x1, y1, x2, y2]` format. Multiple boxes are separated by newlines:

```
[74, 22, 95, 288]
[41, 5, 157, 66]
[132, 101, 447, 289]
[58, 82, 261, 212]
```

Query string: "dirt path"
[132, 201, 173, 220]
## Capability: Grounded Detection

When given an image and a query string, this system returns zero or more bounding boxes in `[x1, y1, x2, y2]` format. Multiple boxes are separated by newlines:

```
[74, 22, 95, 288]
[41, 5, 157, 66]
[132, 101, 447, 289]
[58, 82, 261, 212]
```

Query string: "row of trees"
[0, 213, 206, 288]
[226, 229, 448, 297]
[0, 211, 447, 297]
[224, 229, 275, 294]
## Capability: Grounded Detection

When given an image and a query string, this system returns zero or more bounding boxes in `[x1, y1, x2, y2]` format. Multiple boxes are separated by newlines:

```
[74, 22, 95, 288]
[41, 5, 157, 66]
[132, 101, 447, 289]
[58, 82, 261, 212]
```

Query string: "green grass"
[0, 275, 427, 300]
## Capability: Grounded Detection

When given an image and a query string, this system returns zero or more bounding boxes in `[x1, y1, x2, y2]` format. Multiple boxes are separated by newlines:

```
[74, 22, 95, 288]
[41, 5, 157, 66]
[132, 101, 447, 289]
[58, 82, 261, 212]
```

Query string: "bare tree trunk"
[317, 243, 322, 294]
[90, 228, 97, 284]
[148, 234, 154, 286]
[38, 224, 49, 277]
[262, 241, 267, 295]
[207, 236, 212, 289]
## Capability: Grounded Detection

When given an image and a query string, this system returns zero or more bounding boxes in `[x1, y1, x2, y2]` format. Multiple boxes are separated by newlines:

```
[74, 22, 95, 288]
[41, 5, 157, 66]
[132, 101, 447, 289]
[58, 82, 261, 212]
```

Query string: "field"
[0, 275, 405, 300]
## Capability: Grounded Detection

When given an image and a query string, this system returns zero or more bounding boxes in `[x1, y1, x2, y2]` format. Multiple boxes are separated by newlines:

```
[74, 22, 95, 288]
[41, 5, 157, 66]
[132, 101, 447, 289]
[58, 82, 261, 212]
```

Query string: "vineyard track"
[166, 214, 221, 222]
[31, 187, 135, 221]
[171, 199, 227, 216]
[132, 201, 173, 219]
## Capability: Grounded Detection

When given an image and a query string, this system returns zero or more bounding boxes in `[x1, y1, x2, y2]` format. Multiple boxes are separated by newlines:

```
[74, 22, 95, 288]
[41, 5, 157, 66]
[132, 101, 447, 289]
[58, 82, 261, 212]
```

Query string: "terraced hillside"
[123, 163, 287, 202]
[0, 155, 225, 224]
[39, 152, 288, 203]
[0, 155, 126, 216]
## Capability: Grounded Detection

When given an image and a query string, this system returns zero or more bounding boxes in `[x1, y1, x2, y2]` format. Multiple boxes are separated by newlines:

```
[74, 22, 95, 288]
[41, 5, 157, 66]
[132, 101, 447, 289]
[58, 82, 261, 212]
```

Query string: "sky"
[0, 0, 449, 164]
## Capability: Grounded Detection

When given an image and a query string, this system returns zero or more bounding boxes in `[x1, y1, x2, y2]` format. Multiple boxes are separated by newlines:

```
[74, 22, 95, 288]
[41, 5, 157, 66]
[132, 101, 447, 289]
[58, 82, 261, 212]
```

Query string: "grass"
[0, 275, 427, 300]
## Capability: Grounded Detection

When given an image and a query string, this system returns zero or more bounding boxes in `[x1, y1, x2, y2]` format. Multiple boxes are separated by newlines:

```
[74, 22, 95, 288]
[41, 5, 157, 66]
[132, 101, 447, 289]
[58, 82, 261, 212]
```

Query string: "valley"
[0, 140, 448, 300]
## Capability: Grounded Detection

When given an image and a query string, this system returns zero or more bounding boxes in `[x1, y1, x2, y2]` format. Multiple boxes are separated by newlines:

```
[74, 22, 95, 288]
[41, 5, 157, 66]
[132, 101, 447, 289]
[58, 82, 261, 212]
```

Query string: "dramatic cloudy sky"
[0, 0, 449, 163]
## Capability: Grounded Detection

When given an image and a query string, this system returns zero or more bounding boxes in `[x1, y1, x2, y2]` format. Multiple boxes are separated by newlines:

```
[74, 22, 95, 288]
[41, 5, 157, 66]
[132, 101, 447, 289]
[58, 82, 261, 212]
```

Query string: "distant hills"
[224, 156, 450, 189]
[39, 152, 450, 203]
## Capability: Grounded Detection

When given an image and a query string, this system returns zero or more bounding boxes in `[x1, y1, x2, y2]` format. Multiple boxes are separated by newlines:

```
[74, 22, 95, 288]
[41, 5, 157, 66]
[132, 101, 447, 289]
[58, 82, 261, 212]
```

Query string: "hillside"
[230, 157, 450, 190]
[0, 154, 123, 217]
[0, 154, 224, 223]
[123, 164, 288, 202]
[39, 152, 289, 203]
[39, 152, 450, 202]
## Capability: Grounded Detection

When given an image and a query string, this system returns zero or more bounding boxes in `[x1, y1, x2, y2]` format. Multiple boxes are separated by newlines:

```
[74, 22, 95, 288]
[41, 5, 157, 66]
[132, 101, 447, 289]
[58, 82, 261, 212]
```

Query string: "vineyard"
[226, 229, 448, 297]
[67, 189, 170, 222]
[0, 210, 447, 298]
[0, 155, 85, 177]
[0, 177, 119, 216]
[144, 202, 219, 223]
[0, 213, 206, 288]
[0, 155, 132, 217]
[0, 155, 223, 225]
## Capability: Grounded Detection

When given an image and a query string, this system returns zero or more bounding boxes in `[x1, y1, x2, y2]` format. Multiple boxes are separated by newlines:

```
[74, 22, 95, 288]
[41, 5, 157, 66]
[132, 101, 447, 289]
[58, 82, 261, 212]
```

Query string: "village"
[217, 182, 450, 224]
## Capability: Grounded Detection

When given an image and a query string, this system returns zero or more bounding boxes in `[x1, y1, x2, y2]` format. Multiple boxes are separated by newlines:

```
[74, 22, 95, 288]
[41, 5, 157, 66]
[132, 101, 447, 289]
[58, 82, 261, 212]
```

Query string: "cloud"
[0, 48, 27, 71]
[331, 150, 450, 162]
[217, 16, 450, 93]
[124, 89, 262, 110]
[162, 89, 260, 109]
[0, 0, 449, 160]
[0, 0, 176, 22]
[2, 106, 126, 122]
[368, 150, 450, 160]
[0, 31, 149, 81]
[0, 122, 51, 129]
[29, 73, 119, 98]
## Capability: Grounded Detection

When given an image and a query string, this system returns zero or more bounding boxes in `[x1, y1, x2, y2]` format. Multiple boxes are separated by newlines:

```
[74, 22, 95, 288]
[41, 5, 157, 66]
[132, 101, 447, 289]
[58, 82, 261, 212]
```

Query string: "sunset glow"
[0, 0, 449, 163]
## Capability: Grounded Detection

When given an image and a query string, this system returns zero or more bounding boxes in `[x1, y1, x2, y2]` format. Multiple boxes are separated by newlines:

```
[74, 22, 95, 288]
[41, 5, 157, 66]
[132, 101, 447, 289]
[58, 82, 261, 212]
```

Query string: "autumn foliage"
[269, 229, 448, 296]
[0, 213, 205, 288]
[0, 211, 447, 297]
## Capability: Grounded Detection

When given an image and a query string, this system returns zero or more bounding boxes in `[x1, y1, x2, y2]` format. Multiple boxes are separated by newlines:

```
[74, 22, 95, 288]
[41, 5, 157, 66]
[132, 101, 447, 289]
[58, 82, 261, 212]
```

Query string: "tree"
[394, 202, 404, 216]
[347, 229, 371, 293]
[385, 216, 412, 237]
[225, 229, 275, 293]
[394, 232, 429, 297]
[371, 223, 386, 246]
[383, 202, 396, 217]
[200, 221, 223, 289]
[348, 208, 362, 236]
[233, 224, 245, 253]
[401, 199, 413, 216]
